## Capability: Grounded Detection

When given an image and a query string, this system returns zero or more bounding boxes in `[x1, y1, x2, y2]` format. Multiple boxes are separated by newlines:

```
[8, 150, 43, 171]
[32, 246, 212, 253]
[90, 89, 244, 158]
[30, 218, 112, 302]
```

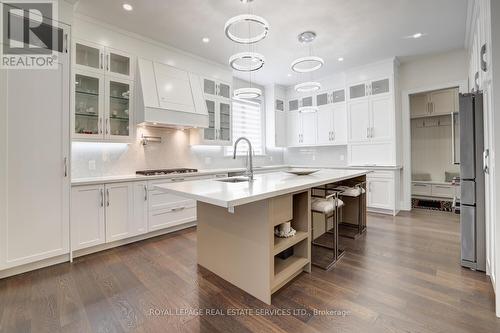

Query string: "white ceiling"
[74, 0, 468, 86]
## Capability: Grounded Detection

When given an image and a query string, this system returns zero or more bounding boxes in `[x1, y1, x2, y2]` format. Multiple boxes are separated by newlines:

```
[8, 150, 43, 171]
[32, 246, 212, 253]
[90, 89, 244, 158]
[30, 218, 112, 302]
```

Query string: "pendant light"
[292, 31, 323, 95]
[225, 0, 268, 99]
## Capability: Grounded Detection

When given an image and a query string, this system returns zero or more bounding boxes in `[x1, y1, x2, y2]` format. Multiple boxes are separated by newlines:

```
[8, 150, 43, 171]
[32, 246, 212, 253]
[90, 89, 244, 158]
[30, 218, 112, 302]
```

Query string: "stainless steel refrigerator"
[459, 92, 486, 271]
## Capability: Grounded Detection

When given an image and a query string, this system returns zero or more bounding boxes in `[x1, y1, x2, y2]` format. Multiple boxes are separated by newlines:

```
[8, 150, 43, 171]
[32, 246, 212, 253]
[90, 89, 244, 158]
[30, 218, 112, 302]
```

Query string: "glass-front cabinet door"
[106, 78, 133, 140]
[204, 98, 216, 141]
[106, 47, 134, 80]
[74, 71, 104, 139]
[218, 82, 231, 100]
[203, 78, 217, 97]
[74, 41, 104, 73]
[218, 101, 231, 142]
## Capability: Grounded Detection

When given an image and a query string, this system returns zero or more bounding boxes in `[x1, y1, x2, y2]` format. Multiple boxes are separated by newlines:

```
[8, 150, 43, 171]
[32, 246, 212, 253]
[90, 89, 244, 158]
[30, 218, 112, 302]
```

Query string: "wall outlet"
[204, 157, 212, 165]
[340, 154, 345, 161]
[312, 154, 316, 161]
[88, 160, 96, 170]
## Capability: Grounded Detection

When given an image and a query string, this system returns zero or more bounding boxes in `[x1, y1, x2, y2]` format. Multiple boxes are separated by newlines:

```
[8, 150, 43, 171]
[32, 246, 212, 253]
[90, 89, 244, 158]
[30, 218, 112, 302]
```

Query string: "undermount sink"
[217, 177, 250, 183]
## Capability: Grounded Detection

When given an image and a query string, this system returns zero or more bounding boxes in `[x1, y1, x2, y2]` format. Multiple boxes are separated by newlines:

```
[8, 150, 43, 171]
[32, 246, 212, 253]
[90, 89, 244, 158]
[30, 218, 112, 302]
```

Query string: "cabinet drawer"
[431, 185, 454, 198]
[349, 142, 395, 166]
[149, 206, 196, 231]
[270, 194, 293, 225]
[148, 189, 193, 211]
[412, 183, 432, 196]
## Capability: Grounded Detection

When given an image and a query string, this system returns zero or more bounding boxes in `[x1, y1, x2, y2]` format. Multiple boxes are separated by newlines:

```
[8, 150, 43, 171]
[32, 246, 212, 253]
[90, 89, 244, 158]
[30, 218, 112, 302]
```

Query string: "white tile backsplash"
[71, 126, 284, 178]
[284, 146, 348, 167]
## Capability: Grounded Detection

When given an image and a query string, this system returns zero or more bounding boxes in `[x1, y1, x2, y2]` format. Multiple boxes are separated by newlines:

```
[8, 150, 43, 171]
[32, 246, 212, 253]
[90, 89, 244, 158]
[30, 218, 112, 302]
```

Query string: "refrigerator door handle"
[451, 111, 456, 164]
[483, 149, 489, 174]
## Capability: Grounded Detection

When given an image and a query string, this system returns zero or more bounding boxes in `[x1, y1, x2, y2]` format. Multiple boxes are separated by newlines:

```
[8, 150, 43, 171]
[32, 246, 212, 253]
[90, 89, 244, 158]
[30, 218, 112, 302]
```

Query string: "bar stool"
[333, 182, 367, 239]
[310, 189, 345, 270]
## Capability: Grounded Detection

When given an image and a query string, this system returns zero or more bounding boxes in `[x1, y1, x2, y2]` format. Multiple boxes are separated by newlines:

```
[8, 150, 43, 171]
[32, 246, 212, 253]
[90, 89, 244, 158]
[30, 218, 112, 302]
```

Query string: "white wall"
[399, 49, 468, 210]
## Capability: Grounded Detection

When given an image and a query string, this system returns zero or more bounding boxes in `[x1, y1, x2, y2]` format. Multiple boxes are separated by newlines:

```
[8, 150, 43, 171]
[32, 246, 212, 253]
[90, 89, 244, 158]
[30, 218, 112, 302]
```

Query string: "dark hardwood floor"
[1, 209, 499, 333]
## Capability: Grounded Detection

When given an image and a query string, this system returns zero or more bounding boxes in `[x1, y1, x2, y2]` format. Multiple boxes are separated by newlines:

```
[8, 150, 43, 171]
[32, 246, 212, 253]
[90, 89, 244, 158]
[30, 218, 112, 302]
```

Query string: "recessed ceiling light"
[287, 73, 292, 77]
[202, 37, 210, 43]
[122, 3, 133, 11]
[413, 32, 423, 39]
[338, 57, 344, 62]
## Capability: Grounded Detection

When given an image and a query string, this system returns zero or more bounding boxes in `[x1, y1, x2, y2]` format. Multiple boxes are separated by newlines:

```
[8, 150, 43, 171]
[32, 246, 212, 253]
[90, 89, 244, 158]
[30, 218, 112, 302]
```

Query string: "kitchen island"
[155, 169, 369, 304]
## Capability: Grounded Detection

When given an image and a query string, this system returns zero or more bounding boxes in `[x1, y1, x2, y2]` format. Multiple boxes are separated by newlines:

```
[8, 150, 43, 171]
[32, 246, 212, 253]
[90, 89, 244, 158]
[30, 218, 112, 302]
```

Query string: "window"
[226, 98, 264, 156]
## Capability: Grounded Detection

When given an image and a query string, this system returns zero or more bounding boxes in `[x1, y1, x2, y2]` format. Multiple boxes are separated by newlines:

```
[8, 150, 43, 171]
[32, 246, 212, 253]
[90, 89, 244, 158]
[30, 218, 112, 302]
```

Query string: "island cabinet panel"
[196, 190, 311, 305]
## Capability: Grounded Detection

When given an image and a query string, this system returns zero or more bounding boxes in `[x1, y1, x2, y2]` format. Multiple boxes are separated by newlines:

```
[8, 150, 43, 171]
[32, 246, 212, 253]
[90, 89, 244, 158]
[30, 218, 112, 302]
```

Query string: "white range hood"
[136, 58, 208, 128]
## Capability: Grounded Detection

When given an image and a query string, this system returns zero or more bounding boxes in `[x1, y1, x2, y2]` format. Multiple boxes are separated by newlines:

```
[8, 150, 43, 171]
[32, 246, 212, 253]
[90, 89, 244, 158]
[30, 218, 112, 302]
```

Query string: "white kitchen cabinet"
[409, 93, 429, 118]
[348, 78, 390, 101]
[106, 77, 134, 141]
[1, 21, 71, 270]
[301, 111, 317, 145]
[73, 70, 134, 142]
[317, 103, 347, 145]
[74, 40, 134, 81]
[348, 94, 393, 143]
[275, 110, 287, 147]
[191, 78, 232, 146]
[105, 182, 135, 243]
[286, 111, 301, 146]
[73, 70, 106, 140]
[348, 99, 370, 143]
[286, 111, 317, 146]
[366, 170, 399, 215]
[73, 40, 135, 142]
[71, 185, 106, 250]
[370, 95, 393, 141]
[133, 182, 149, 235]
[367, 178, 394, 210]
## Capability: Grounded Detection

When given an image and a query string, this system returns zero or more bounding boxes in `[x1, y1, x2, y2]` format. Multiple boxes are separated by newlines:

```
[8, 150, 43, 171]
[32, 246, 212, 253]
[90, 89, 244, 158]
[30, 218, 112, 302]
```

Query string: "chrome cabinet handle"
[63, 157, 68, 177]
[144, 185, 148, 201]
[100, 189, 104, 207]
[64, 33, 68, 53]
[171, 207, 185, 212]
[98, 117, 102, 134]
[100, 53, 104, 69]
[481, 44, 487, 72]
[366, 127, 370, 138]
[413, 184, 427, 187]
[107, 54, 110, 71]
[483, 149, 489, 174]
[105, 118, 109, 135]
[370, 127, 374, 138]
[106, 189, 110, 207]
[332, 131, 335, 141]
[451, 112, 457, 164]
[435, 186, 451, 189]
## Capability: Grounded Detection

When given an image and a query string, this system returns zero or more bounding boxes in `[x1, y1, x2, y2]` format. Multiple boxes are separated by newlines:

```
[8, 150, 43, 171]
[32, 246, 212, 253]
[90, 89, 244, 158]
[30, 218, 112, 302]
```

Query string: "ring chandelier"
[291, 56, 325, 73]
[229, 52, 266, 72]
[233, 87, 262, 99]
[294, 81, 322, 93]
[224, 14, 269, 44]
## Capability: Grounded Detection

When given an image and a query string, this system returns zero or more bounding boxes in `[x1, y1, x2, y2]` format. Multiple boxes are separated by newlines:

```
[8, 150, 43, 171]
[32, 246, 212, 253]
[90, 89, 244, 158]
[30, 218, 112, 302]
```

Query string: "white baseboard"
[0, 222, 197, 279]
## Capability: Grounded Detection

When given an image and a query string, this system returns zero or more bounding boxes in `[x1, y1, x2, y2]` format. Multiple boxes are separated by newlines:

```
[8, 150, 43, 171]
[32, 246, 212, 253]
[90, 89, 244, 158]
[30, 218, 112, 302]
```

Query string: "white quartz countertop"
[71, 164, 399, 186]
[154, 169, 370, 209]
[71, 165, 288, 186]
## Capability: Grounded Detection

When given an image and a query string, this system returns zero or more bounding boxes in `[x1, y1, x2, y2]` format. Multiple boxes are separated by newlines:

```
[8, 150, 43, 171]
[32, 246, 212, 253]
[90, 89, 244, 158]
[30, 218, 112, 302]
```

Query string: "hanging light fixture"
[226, 0, 268, 99]
[229, 52, 266, 72]
[224, 14, 269, 44]
[292, 31, 323, 94]
[294, 81, 322, 93]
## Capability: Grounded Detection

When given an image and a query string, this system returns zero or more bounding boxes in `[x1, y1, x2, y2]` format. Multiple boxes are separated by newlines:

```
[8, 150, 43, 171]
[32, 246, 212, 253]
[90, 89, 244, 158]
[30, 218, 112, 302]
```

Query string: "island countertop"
[154, 169, 370, 209]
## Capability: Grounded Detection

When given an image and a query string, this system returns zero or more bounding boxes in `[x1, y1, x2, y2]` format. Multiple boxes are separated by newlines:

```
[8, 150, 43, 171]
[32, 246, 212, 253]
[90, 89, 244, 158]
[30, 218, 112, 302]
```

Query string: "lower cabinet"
[71, 174, 227, 251]
[71, 185, 106, 250]
[366, 170, 400, 215]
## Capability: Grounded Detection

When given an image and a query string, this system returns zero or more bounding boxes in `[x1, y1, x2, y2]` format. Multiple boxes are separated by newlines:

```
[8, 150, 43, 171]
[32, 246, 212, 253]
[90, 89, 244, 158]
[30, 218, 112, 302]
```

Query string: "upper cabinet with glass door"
[74, 40, 135, 80]
[192, 77, 232, 145]
[73, 40, 135, 142]
[348, 78, 390, 100]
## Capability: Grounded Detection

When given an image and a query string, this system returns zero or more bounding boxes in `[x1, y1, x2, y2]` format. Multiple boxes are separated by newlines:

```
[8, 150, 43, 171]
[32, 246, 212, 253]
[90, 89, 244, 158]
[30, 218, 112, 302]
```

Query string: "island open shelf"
[155, 169, 369, 305]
